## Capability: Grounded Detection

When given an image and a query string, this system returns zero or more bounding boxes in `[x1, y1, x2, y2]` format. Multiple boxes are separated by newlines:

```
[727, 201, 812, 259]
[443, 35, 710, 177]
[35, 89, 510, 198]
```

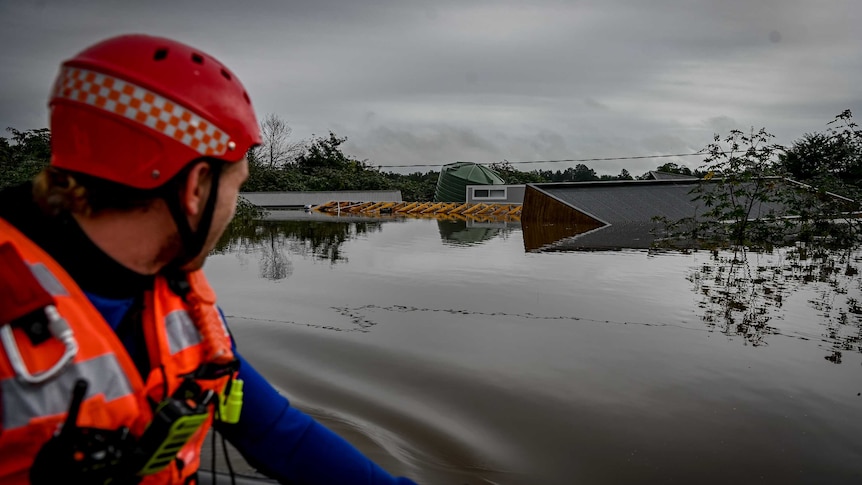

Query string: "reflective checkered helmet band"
[53, 66, 230, 156]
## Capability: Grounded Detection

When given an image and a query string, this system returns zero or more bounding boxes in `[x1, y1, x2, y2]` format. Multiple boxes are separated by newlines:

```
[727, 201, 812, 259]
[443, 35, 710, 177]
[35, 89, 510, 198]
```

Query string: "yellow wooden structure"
[313, 201, 521, 222]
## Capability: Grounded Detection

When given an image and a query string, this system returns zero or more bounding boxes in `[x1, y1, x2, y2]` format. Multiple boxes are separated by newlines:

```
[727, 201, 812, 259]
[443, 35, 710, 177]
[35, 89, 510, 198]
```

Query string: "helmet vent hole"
[220, 68, 231, 81]
[242, 91, 250, 104]
[153, 48, 168, 61]
[191, 53, 204, 64]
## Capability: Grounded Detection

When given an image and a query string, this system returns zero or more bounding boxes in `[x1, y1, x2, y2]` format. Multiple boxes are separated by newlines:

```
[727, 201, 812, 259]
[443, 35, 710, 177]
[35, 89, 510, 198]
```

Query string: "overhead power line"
[376, 152, 703, 169]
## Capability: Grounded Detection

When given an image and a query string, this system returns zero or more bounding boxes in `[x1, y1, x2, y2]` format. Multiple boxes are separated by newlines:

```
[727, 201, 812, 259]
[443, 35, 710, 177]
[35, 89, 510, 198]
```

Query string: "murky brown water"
[204, 213, 862, 484]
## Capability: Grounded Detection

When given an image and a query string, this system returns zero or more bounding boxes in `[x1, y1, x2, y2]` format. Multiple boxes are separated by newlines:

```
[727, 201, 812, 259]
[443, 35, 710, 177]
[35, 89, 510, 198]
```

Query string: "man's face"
[183, 157, 249, 270]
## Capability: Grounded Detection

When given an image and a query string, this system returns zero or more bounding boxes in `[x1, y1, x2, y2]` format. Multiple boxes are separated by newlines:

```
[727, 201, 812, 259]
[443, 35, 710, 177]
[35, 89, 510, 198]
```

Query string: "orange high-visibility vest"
[0, 217, 233, 484]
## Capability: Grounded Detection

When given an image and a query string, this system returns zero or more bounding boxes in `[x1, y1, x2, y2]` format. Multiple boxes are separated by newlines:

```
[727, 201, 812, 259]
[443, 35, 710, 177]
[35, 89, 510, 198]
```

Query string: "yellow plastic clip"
[218, 379, 243, 424]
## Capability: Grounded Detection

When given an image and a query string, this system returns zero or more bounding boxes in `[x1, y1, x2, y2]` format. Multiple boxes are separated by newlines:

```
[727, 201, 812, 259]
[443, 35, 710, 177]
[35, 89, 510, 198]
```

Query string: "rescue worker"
[0, 34, 418, 484]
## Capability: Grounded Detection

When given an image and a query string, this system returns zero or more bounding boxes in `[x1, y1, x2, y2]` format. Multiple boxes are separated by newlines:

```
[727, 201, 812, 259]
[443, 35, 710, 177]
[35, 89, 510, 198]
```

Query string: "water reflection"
[521, 221, 602, 251]
[437, 219, 520, 246]
[520, 222, 862, 361]
[215, 215, 384, 279]
[259, 239, 293, 281]
[218, 215, 862, 360]
[207, 217, 862, 483]
[689, 247, 862, 362]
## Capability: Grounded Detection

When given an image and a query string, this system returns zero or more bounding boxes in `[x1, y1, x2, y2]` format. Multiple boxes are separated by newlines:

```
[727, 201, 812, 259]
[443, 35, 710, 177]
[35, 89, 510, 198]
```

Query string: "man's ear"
[180, 161, 212, 217]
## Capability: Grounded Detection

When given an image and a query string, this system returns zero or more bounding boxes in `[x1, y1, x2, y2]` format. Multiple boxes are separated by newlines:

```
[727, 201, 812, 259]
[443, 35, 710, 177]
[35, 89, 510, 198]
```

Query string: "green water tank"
[434, 162, 506, 202]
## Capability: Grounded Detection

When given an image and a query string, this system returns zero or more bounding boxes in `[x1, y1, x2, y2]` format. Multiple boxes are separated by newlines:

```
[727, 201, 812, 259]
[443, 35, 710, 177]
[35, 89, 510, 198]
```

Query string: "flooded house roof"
[538, 180, 708, 224]
[522, 179, 790, 251]
[241, 190, 402, 209]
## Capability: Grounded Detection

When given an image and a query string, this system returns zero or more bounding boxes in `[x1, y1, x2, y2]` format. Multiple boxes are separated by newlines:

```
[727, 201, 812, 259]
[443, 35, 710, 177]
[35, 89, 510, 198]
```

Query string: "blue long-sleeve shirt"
[84, 291, 416, 485]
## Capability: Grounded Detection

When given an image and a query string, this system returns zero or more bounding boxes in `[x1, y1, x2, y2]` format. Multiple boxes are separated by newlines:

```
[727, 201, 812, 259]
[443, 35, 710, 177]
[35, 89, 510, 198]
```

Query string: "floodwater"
[204, 213, 862, 484]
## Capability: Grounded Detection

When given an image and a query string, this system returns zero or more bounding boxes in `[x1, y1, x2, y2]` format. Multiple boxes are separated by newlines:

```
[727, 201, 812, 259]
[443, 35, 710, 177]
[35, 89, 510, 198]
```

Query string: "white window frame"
[471, 187, 508, 201]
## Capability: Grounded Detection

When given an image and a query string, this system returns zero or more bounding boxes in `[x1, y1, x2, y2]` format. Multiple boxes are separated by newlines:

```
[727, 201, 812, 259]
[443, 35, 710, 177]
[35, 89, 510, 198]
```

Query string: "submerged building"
[520, 179, 790, 251]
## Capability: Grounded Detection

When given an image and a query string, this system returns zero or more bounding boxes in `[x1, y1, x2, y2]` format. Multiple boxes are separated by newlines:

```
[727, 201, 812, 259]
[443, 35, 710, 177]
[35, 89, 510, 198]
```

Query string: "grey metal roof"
[241, 190, 402, 208]
[533, 179, 787, 224]
[526, 179, 792, 250]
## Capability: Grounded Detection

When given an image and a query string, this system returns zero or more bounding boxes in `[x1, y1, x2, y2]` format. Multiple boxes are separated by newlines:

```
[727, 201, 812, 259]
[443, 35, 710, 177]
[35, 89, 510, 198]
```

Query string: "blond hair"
[32, 167, 164, 217]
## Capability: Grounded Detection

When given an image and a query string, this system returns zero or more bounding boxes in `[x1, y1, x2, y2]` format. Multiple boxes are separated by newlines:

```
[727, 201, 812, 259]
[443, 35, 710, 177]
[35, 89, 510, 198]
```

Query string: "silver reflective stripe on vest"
[29, 262, 68, 297]
[1, 354, 132, 430]
[164, 310, 202, 354]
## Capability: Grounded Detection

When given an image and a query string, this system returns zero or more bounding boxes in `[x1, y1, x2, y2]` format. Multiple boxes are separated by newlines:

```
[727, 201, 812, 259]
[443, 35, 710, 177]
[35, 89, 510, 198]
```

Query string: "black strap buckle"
[181, 358, 240, 381]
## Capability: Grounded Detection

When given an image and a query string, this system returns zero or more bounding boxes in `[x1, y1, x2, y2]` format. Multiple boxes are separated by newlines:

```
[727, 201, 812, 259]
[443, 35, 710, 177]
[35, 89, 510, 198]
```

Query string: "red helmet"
[49, 34, 262, 189]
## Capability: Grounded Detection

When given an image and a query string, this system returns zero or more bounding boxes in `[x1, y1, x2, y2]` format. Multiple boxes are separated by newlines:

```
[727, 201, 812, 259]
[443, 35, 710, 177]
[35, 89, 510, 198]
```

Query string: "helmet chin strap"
[164, 161, 223, 271]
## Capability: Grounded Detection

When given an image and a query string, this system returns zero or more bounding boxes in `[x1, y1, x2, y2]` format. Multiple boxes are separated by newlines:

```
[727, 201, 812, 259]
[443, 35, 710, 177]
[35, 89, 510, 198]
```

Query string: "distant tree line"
[0, 120, 706, 197]
[243, 121, 441, 202]
[3, 111, 860, 210]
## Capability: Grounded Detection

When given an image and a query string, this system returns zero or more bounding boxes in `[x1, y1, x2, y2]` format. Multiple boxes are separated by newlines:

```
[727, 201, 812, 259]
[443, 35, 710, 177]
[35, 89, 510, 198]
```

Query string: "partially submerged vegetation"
[3, 110, 859, 250]
[653, 110, 861, 251]
[234, 195, 267, 224]
[646, 111, 862, 363]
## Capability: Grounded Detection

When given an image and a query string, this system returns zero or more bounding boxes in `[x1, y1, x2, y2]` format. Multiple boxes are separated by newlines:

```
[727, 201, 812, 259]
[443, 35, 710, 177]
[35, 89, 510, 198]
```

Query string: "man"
[0, 34, 417, 484]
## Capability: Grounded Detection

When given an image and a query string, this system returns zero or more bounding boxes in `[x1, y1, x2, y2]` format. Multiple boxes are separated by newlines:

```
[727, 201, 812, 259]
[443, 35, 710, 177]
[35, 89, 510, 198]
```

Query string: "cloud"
[1, 0, 860, 176]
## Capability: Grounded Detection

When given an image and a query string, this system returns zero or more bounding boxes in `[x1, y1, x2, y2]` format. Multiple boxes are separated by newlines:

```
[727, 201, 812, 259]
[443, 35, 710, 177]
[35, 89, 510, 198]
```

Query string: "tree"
[536, 169, 557, 181]
[781, 110, 862, 197]
[487, 160, 545, 184]
[295, 132, 354, 173]
[781, 132, 835, 181]
[252, 114, 302, 169]
[692, 127, 785, 247]
[654, 127, 788, 249]
[0, 128, 51, 189]
[826, 110, 862, 188]
[778, 111, 862, 247]
[385, 170, 439, 201]
[655, 162, 693, 176]
[567, 163, 598, 182]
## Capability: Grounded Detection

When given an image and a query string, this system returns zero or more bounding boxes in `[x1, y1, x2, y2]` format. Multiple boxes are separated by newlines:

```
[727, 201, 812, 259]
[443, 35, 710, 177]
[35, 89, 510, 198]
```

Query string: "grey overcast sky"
[1, 0, 860, 175]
